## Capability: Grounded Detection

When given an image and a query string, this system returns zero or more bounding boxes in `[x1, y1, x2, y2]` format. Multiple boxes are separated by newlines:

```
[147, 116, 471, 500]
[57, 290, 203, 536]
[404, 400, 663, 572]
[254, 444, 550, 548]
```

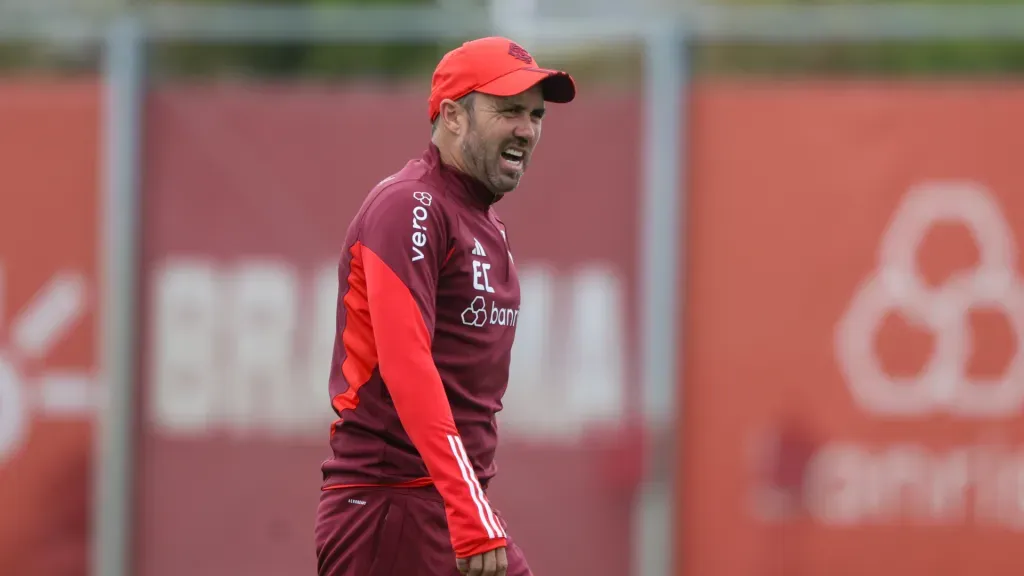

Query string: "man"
[314, 37, 576, 576]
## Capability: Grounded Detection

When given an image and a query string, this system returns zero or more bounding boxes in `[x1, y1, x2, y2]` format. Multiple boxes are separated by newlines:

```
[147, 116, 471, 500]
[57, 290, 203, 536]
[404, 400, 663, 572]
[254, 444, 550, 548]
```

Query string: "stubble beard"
[462, 129, 519, 196]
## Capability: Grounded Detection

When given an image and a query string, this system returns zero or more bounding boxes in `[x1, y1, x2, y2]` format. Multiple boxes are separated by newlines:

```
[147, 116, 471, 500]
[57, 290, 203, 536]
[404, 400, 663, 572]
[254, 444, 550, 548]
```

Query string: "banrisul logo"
[461, 296, 518, 328]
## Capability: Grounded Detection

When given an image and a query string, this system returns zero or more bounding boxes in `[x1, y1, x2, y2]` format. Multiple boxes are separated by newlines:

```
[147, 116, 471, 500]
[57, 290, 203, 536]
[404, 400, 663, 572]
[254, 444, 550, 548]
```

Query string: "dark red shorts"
[314, 486, 533, 576]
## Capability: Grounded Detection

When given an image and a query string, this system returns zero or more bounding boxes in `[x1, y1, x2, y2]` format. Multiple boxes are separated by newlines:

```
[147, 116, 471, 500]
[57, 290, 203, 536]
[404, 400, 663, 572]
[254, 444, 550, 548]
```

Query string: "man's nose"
[513, 118, 537, 143]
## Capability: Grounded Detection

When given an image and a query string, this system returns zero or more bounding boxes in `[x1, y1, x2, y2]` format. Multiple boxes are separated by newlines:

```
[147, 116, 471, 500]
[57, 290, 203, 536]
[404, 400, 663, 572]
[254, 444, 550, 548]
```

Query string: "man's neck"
[432, 136, 469, 176]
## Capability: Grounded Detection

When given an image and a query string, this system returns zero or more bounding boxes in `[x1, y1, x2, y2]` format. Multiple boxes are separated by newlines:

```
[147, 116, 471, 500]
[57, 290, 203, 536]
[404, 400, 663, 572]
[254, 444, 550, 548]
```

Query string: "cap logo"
[507, 42, 533, 64]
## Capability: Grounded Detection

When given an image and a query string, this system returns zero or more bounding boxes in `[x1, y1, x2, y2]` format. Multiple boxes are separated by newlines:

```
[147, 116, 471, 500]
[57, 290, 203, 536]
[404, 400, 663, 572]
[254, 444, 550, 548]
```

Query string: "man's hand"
[456, 546, 508, 576]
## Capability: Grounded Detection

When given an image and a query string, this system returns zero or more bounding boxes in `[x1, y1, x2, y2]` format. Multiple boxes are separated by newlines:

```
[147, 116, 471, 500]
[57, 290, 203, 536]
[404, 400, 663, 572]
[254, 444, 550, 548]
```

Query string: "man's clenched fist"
[457, 546, 508, 576]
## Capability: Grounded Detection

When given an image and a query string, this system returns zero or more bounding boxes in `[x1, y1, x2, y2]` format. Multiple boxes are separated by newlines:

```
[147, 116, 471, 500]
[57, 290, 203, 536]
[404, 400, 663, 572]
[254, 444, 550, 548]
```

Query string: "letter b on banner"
[149, 258, 335, 437]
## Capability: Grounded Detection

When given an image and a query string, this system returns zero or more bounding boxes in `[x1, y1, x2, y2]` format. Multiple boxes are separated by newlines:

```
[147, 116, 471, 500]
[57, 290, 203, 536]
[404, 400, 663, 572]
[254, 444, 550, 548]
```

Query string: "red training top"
[321, 144, 521, 559]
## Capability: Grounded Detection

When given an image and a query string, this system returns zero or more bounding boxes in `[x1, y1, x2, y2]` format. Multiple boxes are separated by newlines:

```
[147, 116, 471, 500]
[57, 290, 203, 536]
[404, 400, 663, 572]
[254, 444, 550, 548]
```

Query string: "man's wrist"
[454, 537, 507, 559]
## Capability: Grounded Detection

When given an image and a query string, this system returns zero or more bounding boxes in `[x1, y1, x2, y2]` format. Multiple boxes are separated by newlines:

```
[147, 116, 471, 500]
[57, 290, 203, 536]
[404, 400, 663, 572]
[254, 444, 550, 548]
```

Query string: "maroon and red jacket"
[321, 144, 521, 559]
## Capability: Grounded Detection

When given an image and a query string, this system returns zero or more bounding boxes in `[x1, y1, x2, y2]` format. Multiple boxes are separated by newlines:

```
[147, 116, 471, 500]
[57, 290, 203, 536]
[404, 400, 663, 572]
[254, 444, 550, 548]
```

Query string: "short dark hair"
[431, 92, 476, 134]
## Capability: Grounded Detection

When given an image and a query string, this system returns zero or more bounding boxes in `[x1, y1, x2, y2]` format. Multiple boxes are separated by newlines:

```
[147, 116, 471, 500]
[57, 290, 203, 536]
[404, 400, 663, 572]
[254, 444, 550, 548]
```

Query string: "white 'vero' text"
[410, 191, 433, 262]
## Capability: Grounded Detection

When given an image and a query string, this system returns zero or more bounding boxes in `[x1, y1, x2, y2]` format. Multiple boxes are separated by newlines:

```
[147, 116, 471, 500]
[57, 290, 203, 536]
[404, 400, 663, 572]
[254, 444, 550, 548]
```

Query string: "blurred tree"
[697, 0, 1024, 76]
[3, 0, 1006, 79]
[149, 0, 458, 81]
[0, 0, 1023, 77]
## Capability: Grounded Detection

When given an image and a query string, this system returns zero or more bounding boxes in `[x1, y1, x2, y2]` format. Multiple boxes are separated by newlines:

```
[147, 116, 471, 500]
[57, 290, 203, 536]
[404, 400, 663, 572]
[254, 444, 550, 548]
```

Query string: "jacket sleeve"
[356, 182, 507, 558]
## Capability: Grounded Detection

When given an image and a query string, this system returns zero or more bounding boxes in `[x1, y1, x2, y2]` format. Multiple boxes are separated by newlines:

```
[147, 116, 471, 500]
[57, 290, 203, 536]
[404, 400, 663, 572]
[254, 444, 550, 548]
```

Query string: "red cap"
[428, 36, 577, 123]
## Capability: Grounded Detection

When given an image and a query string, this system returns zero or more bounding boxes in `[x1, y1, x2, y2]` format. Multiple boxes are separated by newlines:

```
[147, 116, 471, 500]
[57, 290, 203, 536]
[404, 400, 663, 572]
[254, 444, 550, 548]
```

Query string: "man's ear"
[439, 99, 464, 135]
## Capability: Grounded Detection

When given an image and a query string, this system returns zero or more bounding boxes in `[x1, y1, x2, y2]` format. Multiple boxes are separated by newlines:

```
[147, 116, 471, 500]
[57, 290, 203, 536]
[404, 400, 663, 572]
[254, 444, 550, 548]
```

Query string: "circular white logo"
[835, 181, 1024, 418]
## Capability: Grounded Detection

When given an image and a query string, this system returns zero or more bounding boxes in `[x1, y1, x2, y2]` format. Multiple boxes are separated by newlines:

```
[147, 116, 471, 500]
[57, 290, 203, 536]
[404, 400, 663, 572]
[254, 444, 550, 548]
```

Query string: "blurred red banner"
[0, 80, 101, 576]
[679, 82, 1024, 576]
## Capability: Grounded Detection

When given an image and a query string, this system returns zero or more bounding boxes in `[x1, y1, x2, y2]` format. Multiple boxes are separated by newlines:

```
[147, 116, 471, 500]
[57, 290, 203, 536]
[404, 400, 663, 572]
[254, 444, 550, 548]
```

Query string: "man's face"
[460, 84, 545, 195]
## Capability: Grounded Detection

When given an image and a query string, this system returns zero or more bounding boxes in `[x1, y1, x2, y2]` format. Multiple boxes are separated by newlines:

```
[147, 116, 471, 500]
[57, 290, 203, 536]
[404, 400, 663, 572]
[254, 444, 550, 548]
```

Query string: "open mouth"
[500, 147, 524, 169]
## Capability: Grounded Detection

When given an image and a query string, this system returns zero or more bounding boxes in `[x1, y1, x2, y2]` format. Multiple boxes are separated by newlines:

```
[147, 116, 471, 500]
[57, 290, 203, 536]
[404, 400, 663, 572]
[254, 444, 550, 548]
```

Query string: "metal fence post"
[95, 13, 144, 576]
[634, 19, 686, 576]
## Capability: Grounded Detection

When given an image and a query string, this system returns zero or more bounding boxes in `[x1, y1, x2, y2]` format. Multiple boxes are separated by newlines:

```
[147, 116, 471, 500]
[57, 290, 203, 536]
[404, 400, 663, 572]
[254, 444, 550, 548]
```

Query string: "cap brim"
[476, 67, 576, 104]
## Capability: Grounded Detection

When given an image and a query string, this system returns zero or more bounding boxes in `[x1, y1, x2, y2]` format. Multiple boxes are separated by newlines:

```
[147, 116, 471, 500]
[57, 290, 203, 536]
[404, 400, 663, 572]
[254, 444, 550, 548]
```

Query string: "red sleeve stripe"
[330, 243, 379, 424]
[447, 434, 505, 539]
